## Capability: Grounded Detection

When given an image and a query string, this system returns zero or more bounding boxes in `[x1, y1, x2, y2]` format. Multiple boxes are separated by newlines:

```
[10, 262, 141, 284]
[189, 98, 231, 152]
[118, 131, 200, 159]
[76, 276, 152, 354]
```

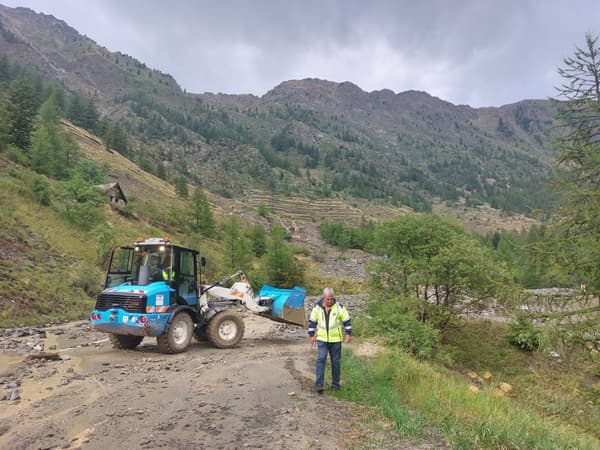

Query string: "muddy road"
[0, 312, 440, 450]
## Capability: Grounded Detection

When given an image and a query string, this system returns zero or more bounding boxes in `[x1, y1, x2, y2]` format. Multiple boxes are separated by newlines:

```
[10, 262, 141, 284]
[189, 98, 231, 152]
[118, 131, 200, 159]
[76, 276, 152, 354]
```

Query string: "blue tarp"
[258, 285, 306, 318]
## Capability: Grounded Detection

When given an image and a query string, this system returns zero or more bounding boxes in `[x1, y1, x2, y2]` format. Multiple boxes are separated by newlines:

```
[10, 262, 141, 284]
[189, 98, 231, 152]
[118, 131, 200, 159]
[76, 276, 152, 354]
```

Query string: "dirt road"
[0, 311, 441, 450]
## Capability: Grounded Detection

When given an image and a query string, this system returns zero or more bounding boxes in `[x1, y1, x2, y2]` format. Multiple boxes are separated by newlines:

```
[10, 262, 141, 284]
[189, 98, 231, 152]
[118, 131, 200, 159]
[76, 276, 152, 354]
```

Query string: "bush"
[365, 297, 441, 359]
[508, 312, 541, 351]
[32, 176, 51, 205]
[5, 144, 29, 165]
[256, 202, 269, 217]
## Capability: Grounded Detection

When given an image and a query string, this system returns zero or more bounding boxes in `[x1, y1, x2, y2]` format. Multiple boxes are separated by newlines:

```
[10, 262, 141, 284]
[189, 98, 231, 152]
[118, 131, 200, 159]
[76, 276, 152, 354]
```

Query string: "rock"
[8, 389, 20, 401]
[26, 352, 61, 361]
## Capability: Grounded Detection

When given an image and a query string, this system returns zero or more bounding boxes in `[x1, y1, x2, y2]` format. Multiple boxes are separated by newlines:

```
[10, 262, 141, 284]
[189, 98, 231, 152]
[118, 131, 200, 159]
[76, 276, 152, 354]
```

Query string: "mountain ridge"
[0, 4, 559, 218]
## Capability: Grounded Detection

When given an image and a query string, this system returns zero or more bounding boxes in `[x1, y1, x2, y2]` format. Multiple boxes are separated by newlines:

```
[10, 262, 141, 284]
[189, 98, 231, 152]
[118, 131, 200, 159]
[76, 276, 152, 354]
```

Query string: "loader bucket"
[257, 285, 307, 326]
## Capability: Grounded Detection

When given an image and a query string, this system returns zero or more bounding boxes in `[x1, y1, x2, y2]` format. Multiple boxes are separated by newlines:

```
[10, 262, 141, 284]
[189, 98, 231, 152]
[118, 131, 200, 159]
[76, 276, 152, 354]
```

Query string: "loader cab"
[104, 238, 200, 305]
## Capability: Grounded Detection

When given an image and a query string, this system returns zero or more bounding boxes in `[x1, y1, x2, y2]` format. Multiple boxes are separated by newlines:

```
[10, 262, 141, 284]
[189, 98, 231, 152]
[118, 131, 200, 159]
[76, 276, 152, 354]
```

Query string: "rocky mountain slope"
[0, 4, 559, 217]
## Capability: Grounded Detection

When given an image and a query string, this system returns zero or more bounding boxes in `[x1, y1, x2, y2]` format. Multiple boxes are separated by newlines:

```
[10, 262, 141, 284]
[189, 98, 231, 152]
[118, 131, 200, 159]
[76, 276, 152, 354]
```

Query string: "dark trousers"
[316, 341, 342, 389]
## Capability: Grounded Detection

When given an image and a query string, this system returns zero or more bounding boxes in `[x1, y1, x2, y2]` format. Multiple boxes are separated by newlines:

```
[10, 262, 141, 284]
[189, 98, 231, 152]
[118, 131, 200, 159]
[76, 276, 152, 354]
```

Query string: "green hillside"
[0, 5, 560, 218]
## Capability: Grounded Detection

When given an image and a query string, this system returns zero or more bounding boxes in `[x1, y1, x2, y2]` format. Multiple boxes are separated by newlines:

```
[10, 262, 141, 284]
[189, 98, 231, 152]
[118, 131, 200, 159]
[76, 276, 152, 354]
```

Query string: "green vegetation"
[319, 221, 374, 251]
[0, 20, 598, 449]
[338, 346, 599, 449]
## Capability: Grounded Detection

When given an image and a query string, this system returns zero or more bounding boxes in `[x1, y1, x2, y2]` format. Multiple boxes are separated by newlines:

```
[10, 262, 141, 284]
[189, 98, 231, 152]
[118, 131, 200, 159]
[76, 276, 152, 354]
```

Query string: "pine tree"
[8, 77, 37, 150]
[29, 94, 79, 179]
[0, 82, 11, 147]
[249, 224, 267, 257]
[189, 187, 215, 237]
[263, 225, 304, 287]
[171, 175, 189, 199]
[516, 33, 600, 354]
[221, 216, 250, 273]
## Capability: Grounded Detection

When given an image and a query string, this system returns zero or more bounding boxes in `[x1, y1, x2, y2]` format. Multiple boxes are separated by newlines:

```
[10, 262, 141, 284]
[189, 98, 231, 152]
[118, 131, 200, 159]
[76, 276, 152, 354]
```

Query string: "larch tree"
[530, 32, 600, 353]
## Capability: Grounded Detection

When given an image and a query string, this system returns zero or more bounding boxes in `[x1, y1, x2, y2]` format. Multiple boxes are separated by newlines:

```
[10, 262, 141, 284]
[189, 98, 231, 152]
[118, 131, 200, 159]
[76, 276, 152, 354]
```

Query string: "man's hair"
[322, 287, 335, 297]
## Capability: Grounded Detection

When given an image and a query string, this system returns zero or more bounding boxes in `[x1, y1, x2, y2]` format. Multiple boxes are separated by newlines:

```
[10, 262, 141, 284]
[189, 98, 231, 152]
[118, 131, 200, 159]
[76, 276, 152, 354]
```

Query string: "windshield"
[133, 245, 173, 285]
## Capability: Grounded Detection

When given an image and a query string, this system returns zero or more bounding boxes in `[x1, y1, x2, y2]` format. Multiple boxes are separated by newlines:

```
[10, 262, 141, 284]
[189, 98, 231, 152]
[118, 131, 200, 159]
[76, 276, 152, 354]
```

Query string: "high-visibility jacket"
[307, 299, 352, 343]
[162, 269, 175, 281]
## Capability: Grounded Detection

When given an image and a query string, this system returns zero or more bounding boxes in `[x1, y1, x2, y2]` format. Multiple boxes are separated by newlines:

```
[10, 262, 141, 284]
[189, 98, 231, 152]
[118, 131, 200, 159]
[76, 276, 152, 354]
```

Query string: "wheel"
[157, 312, 193, 354]
[109, 334, 144, 350]
[207, 311, 245, 348]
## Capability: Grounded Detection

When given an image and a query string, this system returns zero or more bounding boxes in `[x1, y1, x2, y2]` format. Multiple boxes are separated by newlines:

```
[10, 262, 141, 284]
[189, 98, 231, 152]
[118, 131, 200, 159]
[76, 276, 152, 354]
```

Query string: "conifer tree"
[190, 187, 215, 237]
[249, 224, 267, 257]
[221, 216, 250, 273]
[0, 82, 11, 147]
[263, 225, 304, 287]
[8, 76, 37, 150]
[517, 32, 600, 354]
[171, 175, 189, 199]
[29, 93, 79, 179]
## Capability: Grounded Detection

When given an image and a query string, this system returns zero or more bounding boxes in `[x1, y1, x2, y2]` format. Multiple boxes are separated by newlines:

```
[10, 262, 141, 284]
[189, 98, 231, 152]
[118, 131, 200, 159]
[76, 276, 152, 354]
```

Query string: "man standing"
[308, 287, 352, 394]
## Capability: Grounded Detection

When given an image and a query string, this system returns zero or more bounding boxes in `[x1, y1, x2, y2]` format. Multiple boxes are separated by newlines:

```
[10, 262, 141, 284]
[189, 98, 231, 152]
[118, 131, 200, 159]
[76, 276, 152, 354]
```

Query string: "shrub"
[32, 176, 51, 205]
[365, 297, 441, 359]
[256, 202, 269, 217]
[508, 312, 541, 351]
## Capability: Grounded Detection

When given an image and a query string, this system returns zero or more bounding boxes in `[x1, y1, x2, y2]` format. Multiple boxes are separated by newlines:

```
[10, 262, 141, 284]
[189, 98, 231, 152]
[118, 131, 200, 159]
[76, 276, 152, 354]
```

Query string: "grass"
[337, 347, 600, 449]
[443, 319, 600, 438]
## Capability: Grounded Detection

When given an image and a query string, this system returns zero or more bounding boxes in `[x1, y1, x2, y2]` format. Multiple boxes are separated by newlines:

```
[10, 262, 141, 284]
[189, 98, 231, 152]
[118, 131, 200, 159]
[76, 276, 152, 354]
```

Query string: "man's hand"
[344, 334, 351, 344]
[310, 336, 316, 346]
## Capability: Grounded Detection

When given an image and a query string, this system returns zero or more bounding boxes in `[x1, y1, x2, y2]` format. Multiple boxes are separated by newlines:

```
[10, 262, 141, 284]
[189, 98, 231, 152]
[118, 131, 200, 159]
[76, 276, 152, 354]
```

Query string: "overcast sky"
[3, 0, 600, 107]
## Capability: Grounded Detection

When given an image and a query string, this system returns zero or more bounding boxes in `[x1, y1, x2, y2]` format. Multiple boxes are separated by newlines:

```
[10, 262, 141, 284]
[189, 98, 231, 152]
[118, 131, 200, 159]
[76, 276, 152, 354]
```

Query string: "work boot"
[316, 386, 324, 395]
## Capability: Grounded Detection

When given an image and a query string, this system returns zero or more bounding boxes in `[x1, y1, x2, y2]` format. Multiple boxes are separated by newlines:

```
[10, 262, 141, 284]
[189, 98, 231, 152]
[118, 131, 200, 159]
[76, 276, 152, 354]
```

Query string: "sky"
[3, 0, 600, 107]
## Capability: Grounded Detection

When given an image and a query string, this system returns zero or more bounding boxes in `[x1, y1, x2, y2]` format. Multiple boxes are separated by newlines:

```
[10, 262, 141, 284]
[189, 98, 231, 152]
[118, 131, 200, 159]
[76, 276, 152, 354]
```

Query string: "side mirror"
[200, 256, 207, 267]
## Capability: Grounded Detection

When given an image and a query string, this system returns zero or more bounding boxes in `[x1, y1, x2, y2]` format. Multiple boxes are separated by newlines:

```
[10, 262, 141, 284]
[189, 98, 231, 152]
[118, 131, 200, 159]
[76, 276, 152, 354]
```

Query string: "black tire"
[157, 312, 193, 354]
[207, 311, 245, 348]
[109, 334, 144, 350]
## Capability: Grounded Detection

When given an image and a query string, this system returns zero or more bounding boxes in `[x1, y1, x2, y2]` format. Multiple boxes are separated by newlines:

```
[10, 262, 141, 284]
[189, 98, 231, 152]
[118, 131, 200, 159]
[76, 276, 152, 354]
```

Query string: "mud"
[0, 314, 443, 450]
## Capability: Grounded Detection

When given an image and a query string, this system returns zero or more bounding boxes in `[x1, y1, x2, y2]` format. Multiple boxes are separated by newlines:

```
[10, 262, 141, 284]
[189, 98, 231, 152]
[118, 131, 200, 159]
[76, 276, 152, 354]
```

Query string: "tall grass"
[338, 349, 599, 449]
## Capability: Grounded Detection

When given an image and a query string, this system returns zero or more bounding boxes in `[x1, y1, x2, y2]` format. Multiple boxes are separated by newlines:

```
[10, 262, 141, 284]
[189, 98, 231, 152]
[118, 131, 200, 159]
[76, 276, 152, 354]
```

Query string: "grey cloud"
[3, 0, 600, 106]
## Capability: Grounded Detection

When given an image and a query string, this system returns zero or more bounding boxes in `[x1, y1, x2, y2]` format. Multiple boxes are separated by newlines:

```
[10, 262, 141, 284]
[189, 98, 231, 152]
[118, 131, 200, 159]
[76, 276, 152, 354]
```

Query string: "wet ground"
[0, 312, 444, 450]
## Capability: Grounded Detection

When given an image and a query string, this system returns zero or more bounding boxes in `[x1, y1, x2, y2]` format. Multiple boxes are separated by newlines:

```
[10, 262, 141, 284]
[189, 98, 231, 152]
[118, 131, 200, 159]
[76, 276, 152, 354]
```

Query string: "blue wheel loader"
[90, 237, 306, 353]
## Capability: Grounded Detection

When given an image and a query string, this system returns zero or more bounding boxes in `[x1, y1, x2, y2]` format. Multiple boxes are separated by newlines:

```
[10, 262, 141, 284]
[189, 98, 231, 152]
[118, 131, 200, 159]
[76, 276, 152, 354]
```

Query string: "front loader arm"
[199, 271, 269, 313]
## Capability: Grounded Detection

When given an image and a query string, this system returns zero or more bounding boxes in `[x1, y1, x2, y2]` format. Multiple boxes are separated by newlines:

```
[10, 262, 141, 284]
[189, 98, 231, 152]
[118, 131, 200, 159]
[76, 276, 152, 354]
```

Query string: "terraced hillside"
[243, 190, 382, 224]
